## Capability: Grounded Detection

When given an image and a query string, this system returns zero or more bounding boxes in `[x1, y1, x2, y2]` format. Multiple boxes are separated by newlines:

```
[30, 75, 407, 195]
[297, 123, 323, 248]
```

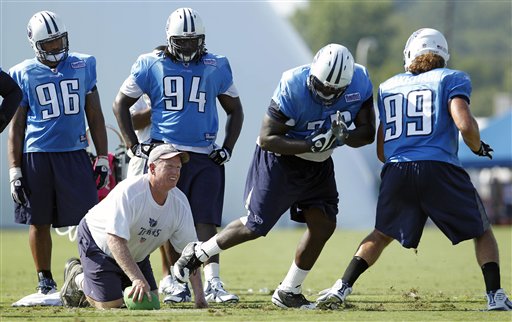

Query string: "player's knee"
[372, 229, 393, 245]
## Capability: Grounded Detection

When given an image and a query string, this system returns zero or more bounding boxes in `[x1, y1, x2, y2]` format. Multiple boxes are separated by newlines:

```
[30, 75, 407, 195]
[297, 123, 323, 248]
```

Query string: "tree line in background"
[290, 0, 511, 117]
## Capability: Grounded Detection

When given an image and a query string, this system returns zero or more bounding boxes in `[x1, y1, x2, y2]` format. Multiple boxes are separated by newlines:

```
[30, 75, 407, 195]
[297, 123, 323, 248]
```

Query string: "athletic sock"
[280, 261, 309, 294]
[481, 262, 501, 292]
[204, 262, 220, 282]
[75, 272, 84, 291]
[341, 256, 369, 287]
[197, 236, 222, 262]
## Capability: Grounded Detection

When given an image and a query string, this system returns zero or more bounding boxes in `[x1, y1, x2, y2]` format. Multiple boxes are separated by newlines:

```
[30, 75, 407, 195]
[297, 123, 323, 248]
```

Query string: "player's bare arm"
[85, 88, 108, 156]
[376, 122, 385, 163]
[259, 112, 311, 155]
[113, 92, 140, 149]
[7, 106, 28, 168]
[344, 96, 376, 148]
[448, 97, 481, 152]
[218, 94, 244, 152]
[131, 106, 151, 130]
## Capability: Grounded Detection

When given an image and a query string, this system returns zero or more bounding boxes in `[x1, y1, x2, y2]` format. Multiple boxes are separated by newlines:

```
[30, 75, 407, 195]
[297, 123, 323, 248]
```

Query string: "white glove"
[10, 167, 29, 206]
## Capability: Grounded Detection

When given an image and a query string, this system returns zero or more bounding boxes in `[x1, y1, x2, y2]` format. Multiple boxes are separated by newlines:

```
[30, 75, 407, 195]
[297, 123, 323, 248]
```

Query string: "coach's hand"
[94, 155, 110, 190]
[209, 146, 231, 165]
[472, 140, 493, 159]
[9, 167, 29, 206]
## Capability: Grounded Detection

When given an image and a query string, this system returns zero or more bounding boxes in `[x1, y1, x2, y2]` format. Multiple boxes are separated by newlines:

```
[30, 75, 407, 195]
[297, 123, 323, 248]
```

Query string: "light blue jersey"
[377, 68, 471, 166]
[130, 51, 234, 146]
[272, 64, 373, 140]
[9, 53, 97, 152]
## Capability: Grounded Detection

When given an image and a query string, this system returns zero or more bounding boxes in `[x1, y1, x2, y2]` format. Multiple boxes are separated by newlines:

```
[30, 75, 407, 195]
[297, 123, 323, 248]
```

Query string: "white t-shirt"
[129, 95, 151, 143]
[84, 175, 197, 262]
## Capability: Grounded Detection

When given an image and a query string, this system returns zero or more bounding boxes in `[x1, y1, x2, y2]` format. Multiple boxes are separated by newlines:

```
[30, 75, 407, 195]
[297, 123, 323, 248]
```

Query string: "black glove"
[94, 156, 110, 189]
[9, 167, 29, 206]
[472, 140, 493, 159]
[130, 143, 154, 159]
[209, 146, 232, 165]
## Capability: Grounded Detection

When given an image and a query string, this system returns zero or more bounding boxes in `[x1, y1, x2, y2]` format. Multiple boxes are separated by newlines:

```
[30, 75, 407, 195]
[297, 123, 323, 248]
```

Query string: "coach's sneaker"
[60, 258, 88, 307]
[316, 279, 352, 310]
[163, 280, 191, 303]
[487, 288, 512, 311]
[271, 288, 315, 309]
[204, 278, 239, 303]
[37, 276, 57, 295]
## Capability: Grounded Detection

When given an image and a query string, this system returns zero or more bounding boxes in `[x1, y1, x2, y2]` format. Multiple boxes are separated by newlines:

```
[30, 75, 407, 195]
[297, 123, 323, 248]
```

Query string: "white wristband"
[9, 167, 22, 182]
[96, 157, 110, 168]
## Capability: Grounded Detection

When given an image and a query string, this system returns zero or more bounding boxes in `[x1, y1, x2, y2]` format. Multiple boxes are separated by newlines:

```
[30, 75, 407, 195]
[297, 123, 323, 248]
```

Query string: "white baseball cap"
[148, 144, 189, 164]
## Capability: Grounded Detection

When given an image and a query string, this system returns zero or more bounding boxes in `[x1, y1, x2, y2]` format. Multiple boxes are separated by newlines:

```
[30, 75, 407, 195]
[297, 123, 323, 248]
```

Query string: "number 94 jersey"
[377, 68, 471, 166]
[9, 53, 97, 152]
[130, 51, 234, 147]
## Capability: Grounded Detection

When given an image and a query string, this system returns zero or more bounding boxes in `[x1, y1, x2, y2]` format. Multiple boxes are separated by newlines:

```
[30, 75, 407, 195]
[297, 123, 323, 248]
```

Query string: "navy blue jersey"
[377, 68, 471, 166]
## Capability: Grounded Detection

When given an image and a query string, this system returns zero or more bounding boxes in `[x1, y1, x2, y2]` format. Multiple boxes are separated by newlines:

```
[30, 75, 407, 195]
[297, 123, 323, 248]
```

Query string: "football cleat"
[163, 280, 191, 304]
[37, 277, 57, 295]
[315, 279, 352, 310]
[487, 288, 512, 311]
[271, 288, 315, 309]
[204, 278, 239, 303]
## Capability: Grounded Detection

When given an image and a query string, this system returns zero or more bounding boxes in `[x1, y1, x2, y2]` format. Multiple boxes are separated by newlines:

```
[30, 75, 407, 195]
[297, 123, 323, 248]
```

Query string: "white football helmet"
[308, 44, 354, 106]
[27, 11, 69, 63]
[165, 8, 206, 62]
[403, 28, 449, 71]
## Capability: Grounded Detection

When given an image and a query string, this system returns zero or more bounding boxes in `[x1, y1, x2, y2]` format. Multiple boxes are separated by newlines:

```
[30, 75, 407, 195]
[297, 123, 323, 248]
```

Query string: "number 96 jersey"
[129, 50, 235, 147]
[377, 68, 472, 166]
[9, 53, 97, 152]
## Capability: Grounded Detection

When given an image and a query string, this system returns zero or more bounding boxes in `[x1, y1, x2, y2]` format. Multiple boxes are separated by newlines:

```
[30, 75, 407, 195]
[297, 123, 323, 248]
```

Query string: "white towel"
[12, 291, 62, 307]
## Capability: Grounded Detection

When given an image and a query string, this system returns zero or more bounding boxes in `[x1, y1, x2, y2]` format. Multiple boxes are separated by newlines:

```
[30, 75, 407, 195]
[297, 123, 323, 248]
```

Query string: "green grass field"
[1, 227, 511, 321]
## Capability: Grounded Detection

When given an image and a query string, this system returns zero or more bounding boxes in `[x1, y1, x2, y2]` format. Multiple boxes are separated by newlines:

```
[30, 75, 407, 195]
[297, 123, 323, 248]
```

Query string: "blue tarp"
[459, 110, 512, 168]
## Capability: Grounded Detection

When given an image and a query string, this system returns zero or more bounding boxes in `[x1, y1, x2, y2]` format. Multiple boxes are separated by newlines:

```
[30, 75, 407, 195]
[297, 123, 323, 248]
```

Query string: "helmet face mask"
[308, 75, 348, 104]
[308, 44, 354, 106]
[403, 28, 449, 72]
[36, 33, 69, 63]
[27, 11, 69, 64]
[169, 35, 205, 62]
[166, 8, 206, 62]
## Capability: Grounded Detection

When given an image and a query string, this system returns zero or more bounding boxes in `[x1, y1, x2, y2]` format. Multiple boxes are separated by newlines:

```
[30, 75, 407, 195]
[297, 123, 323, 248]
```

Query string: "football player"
[0, 67, 22, 133]
[8, 11, 109, 295]
[174, 43, 376, 308]
[113, 8, 244, 304]
[316, 28, 512, 311]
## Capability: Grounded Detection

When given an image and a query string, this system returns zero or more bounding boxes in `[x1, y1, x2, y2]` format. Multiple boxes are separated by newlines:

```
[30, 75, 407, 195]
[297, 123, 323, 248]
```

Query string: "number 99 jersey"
[9, 53, 97, 152]
[377, 68, 472, 166]
[129, 50, 235, 147]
